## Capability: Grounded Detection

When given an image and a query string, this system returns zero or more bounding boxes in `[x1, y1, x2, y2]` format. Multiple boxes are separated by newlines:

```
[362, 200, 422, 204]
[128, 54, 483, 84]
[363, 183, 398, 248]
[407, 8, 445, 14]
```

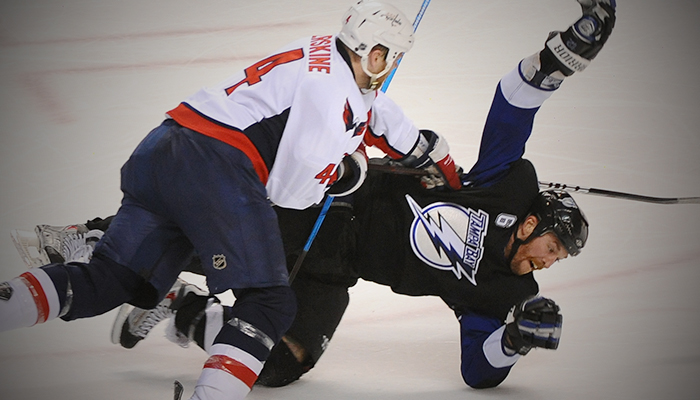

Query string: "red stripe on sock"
[203, 354, 258, 389]
[19, 272, 50, 324]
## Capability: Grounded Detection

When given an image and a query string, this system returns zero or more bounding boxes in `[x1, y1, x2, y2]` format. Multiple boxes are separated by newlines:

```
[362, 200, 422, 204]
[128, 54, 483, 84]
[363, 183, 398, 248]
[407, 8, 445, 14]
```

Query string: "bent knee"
[256, 337, 313, 387]
[230, 285, 297, 343]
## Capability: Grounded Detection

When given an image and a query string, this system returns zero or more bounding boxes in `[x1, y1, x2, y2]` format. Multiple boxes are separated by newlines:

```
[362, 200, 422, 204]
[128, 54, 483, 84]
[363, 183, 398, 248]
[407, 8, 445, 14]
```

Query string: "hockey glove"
[521, 0, 615, 90]
[327, 145, 368, 197]
[403, 130, 462, 191]
[503, 296, 563, 355]
[545, 0, 616, 76]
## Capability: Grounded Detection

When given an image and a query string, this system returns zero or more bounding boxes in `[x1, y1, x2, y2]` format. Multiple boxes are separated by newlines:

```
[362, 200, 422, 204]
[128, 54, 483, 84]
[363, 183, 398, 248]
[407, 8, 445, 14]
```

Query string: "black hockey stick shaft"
[538, 181, 700, 205]
[367, 163, 700, 205]
[368, 162, 430, 176]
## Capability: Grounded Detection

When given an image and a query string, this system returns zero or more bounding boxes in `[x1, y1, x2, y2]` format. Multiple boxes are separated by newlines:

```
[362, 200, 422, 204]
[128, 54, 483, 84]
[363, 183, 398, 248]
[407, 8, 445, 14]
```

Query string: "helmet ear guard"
[337, 1, 415, 85]
[528, 190, 589, 256]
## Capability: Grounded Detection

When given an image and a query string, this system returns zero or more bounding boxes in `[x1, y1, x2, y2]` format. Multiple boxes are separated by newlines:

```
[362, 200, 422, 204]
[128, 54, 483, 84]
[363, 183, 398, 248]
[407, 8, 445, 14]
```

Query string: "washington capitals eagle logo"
[406, 195, 489, 286]
[342, 99, 366, 137]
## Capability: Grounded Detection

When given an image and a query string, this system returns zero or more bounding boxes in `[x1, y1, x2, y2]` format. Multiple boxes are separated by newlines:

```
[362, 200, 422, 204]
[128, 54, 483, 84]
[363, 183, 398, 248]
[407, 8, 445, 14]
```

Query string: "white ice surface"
[1, 1, 699, 399]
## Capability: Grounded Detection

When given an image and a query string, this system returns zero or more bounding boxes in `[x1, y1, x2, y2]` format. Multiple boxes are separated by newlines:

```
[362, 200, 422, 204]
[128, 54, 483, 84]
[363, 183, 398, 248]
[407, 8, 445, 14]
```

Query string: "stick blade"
[174, 380, 184, 400]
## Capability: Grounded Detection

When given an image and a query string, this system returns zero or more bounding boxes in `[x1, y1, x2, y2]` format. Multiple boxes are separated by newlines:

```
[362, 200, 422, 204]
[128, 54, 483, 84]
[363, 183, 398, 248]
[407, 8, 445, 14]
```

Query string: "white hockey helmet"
[338, 1, 415, 83]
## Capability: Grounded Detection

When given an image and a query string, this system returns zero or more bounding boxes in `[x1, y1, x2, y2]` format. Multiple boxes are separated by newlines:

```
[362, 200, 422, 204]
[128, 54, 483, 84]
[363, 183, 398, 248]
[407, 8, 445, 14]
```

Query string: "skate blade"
[10, 229, 47, 268]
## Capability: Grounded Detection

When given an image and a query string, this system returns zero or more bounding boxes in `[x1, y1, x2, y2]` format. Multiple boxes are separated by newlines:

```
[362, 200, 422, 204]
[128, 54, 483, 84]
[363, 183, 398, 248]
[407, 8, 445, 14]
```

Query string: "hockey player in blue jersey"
[6, 0, 615, 392]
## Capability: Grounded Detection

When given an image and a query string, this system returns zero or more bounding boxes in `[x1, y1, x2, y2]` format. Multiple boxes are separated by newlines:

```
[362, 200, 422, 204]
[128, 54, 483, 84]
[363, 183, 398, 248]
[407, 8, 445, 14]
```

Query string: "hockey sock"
[190, 286, 296, 399]
[0, 269, 62, 332]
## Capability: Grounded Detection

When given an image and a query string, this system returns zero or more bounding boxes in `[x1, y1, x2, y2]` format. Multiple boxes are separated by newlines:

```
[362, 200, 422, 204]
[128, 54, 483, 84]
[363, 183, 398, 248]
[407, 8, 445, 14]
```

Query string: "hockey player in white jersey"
[0, 2, 463, 400]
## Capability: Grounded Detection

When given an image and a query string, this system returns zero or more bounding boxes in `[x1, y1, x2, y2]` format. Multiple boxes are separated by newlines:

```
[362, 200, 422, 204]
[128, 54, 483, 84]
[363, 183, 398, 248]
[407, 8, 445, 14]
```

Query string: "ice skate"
[111, 278, 208, 349]
[60, 229, 104, 263]
[11, 224, 97, 268]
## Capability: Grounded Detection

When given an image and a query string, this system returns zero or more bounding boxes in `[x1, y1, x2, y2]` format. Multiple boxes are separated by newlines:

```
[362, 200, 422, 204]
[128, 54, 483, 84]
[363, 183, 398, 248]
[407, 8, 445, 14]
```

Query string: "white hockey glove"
[502, 296, 563, 355]
[521, 0, 616, 90]
[327, 145, 368, 197]
[401, 130, 462, 191]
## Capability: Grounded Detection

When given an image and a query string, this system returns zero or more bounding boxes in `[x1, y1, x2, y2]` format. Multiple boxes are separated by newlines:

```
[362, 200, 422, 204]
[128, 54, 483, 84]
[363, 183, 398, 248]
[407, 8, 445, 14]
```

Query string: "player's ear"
[367, 45, 387, 69]
[518, 215, 539, 239]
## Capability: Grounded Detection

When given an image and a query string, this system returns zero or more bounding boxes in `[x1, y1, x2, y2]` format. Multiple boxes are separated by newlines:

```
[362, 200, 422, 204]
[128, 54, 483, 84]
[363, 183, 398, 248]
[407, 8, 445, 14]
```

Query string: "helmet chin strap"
[506, 234, 523, 267]
[506, 230, 538, 267]
[360, 56, 393, 92]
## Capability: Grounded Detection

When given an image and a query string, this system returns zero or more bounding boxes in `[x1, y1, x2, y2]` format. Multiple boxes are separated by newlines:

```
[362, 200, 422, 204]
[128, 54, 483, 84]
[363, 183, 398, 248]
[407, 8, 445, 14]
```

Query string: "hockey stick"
[367, 162, 700, 205]
[380, 0, 431, 92]
[288, 1, 432, 284]
[368, 161, 430, 176]
[538, 181, 700, 205]
[288, 195, 333, 283]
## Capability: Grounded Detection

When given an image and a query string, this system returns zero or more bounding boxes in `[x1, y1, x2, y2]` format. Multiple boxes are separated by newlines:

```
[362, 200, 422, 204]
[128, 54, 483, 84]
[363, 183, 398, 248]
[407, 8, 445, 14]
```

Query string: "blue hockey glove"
[503, 296, 563, 355]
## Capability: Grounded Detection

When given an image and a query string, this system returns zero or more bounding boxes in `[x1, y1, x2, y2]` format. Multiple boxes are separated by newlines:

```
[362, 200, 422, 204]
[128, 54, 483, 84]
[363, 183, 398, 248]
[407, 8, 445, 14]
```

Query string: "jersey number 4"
[225, 49, 304, 95]
[315, 164, 339, 186]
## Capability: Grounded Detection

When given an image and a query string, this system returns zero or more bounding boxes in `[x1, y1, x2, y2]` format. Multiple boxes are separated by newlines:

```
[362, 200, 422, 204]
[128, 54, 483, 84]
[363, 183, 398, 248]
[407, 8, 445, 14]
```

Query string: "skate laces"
[131, 304, 174, 339]
[38, 224, 86, 250]
[128, 282, 185, 339]
[61, 229, 104, 263]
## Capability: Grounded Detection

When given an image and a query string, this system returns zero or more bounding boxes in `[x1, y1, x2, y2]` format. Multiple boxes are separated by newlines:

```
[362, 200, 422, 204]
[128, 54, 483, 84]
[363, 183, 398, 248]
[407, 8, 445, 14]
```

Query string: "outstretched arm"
[464, 0, 616, 188]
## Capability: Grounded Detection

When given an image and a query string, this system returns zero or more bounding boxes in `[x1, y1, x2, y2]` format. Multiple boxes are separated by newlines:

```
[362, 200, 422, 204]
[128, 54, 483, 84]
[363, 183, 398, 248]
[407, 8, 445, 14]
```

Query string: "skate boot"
[36, 224, 90, 263]
[110, 278, 209, 349]
[11, 224, 99, 267]
[61, 229, 104, 263]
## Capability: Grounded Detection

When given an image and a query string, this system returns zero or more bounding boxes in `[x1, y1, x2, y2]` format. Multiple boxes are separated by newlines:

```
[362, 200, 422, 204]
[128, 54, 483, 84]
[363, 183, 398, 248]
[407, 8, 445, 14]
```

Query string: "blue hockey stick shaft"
[289, 0, 432, 283]
[288, 194, 333, 283]
[380, 0, 431, 92]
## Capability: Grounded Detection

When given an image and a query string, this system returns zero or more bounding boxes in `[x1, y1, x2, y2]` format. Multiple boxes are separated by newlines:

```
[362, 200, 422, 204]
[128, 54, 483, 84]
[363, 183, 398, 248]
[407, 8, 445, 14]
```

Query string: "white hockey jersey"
[167, 34, 419, 209]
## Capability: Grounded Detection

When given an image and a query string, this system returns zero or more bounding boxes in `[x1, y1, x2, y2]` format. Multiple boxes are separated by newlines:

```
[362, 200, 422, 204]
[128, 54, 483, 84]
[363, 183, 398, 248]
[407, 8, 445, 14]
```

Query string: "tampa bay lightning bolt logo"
[406, 195, 489, 286]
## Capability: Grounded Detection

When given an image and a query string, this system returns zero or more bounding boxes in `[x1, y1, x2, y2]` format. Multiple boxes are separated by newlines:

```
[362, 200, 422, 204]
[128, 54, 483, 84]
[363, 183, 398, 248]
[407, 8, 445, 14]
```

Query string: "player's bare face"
[510, 233, 568, 276]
